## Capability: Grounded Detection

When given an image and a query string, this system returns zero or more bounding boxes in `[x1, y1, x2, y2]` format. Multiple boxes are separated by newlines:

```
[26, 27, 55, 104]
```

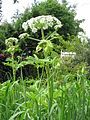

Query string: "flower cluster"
[22, 15, 62, 33]
[5, 37, 18, 47]
[19, 33, 30, 39]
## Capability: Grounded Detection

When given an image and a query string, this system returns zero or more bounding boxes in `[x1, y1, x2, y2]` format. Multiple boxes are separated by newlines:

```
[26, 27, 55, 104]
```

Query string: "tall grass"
[0, 70, 90, 120]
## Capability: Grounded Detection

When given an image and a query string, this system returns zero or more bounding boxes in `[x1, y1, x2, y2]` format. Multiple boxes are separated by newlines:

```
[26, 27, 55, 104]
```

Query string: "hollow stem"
[12, 52, 16, 81]
[41, 29, 45, 40]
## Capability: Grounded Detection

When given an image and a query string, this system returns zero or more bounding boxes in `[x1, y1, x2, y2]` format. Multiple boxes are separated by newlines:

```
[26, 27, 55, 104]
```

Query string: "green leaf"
[9, 111, 24, 120]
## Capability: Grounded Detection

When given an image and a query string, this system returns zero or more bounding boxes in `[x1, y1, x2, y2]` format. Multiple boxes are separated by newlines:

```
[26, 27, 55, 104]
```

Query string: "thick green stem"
[13, 68, 16, 81]
[37, 67, 40, 79]
[12, 53, 16, 81]
[46, 65, 53, 119]
[41, 29, 45, 40]
[21, 67, 23, 81]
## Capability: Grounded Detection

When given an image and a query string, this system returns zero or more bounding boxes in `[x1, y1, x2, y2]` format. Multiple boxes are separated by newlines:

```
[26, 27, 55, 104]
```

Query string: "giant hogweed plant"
[4, 36, 34, 81]
[22, 15, 62, 119]
[4, 37, 20, 81]
[22, 15, 62, 69]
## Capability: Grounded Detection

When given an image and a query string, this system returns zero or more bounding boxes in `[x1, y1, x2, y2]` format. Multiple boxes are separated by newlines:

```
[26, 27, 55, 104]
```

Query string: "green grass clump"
[0, 72, 90, 120]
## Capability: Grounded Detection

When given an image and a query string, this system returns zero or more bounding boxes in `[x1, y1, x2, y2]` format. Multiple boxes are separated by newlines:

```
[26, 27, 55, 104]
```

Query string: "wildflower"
[22, 22, 28, 31]
[54, 25, 62, 31]
[22, 15, 62, 33]
[5, 37, 18, 47]
[19, 33, 30, 39]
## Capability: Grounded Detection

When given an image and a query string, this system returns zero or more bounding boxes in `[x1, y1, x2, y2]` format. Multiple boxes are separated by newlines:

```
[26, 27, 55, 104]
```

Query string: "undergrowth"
[0, 71, 90, 120]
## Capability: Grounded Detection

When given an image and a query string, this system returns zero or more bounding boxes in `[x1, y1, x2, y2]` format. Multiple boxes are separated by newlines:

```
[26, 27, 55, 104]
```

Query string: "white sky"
[1, 0, 90, 38]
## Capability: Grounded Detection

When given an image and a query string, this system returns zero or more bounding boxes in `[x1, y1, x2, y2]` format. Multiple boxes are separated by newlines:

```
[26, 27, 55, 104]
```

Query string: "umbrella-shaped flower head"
[22, 15, 62, 33]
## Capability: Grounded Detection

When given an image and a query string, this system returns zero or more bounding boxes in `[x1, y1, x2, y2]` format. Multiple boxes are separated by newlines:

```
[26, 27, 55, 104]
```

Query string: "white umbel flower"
[22, 22, 28, 31]
[22, 15, 62, 33]
[19, 33, 30, 39]
[5, 37, 18, 47]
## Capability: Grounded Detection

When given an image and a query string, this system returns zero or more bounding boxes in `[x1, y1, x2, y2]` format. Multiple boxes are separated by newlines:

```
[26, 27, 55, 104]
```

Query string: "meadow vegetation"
[0, 0, 90, 120]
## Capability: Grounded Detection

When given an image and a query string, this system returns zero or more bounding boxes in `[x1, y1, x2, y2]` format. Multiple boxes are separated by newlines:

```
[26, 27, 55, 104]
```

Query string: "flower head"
[19, 33, 30, 39]
[22, 15, 62, 33]
[22, 22, 28, 31]
[5, 37, 18, 47]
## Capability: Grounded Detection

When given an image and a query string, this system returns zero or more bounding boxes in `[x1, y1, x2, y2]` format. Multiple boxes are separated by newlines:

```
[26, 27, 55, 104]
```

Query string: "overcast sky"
[1, 0, 90, 38]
